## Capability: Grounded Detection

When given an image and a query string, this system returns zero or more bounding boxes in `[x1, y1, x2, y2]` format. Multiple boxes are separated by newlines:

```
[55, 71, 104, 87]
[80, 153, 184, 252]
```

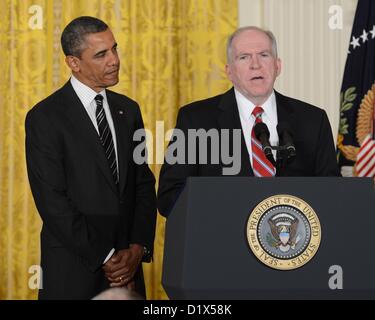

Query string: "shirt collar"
[234, 89, 277, 121]
[70, 75, 107, 107]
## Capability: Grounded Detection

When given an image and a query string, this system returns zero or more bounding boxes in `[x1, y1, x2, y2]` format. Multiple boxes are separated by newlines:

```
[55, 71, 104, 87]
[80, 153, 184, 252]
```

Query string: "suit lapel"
[275, 91, 297, 131]
[217, 88, 253, 176]
[107, 92, 130, 196]
[61, 82, 118, 194]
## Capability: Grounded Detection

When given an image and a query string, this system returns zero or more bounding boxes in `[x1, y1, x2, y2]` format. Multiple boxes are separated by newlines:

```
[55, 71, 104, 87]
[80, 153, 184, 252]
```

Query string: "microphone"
[277, 122, 296, 159]
[253, 122, 274, 163]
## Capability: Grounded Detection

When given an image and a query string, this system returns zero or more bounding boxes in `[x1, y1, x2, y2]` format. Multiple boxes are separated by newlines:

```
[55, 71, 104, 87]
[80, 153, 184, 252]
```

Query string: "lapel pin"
[118, 110, 124, 115]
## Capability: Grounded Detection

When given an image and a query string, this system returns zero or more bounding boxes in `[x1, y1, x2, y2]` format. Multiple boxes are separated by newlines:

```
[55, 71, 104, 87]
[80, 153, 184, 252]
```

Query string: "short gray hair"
[226, 26, 278, 63]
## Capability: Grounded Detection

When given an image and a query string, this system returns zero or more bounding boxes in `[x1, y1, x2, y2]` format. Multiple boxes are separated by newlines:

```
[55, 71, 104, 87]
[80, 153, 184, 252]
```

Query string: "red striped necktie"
[251, 106, 276, 177]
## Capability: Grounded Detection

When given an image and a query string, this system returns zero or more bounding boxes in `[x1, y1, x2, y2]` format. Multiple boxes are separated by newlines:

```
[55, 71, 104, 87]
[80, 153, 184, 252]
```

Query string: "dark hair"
[61, 16, 108, 57]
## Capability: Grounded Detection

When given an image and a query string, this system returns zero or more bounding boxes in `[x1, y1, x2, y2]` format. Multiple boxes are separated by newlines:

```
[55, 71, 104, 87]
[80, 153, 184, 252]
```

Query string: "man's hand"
[102, 244, 144, 287]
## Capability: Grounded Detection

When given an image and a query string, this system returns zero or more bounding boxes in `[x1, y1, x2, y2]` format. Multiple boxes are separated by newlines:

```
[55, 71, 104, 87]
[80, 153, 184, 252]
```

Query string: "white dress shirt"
[235, 89, 279, 167]
[70, 75, 119, 175]
[70, 75, 117, 264]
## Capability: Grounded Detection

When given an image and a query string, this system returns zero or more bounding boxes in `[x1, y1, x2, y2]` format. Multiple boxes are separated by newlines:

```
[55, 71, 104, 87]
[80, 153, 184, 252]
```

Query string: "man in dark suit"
[158, 26, 339, 217]
[25, 16, 156, 299]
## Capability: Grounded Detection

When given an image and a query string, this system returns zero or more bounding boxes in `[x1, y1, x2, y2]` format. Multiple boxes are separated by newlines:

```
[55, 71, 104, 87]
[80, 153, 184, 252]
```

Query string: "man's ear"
[276, 58, 282, 77]
[65, 55, 80, 72]
[225, 64, 232, 81]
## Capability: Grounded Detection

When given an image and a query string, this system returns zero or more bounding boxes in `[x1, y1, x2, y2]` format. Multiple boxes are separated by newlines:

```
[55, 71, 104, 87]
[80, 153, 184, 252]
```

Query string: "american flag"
[356, 99, 375, 177]
[337, 0, 375, 175]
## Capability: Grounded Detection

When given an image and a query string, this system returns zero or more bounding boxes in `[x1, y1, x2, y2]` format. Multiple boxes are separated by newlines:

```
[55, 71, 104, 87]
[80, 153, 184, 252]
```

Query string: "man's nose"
[108, 50, 120, 66]
[250, 55, 260, 69]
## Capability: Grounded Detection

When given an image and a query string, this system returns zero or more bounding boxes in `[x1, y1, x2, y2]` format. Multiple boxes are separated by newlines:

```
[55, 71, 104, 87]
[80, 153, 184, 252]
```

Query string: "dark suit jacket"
[25, 81, 156, 299]
[158, 88, 340, 216]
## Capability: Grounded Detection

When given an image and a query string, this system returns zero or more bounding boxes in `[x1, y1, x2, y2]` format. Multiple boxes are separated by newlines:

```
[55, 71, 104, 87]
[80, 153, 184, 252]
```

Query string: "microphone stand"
[269, 145, 292, 177]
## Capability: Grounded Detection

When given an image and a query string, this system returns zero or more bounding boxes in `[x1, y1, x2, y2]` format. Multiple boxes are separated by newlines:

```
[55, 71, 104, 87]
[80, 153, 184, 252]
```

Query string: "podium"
[162, 177, 375, 299]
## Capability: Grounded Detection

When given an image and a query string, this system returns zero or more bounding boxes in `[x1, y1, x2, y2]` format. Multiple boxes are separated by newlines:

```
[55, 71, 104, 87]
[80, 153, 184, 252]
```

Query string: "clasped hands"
[102, 244, 143, 289]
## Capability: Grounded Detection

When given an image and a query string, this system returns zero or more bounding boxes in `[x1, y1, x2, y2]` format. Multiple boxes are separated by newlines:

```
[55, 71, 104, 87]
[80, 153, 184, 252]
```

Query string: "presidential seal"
[246, 195, 321, 270]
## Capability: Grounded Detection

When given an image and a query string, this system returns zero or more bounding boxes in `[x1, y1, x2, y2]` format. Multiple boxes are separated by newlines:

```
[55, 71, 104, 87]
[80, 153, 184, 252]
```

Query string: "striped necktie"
[94, 94, 119, 184]
[251, 106, 276, 177]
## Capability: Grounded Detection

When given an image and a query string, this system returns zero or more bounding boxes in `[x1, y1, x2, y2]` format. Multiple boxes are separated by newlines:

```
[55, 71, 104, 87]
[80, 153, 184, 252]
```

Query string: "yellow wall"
[0, 0, 237, 299]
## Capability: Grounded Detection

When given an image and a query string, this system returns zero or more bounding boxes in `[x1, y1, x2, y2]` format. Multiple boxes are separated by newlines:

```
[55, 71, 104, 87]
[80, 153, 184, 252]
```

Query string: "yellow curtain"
[0, 0, 237, 299]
